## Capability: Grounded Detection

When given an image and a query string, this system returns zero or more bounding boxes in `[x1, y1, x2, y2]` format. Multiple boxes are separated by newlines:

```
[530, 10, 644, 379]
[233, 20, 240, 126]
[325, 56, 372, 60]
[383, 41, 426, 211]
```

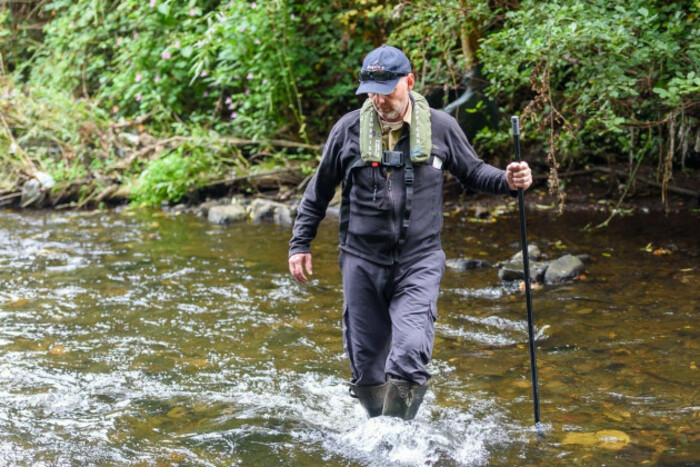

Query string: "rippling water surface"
[0, 206, 697, 466]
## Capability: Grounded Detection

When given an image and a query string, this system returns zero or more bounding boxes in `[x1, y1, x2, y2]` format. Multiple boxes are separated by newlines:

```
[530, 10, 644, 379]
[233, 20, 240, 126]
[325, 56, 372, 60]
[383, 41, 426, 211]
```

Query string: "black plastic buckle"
[404, 167, 414, 184]
[381, 150, 404, 168]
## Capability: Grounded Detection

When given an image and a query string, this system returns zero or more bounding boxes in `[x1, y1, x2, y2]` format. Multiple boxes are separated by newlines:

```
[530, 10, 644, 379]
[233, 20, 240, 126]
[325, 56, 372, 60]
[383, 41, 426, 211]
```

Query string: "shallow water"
[0, 205, 697, 466]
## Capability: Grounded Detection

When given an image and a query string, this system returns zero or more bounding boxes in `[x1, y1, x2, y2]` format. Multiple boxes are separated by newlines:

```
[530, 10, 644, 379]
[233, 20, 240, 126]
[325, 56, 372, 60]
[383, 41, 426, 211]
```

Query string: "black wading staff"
[511, 115, 542, 430]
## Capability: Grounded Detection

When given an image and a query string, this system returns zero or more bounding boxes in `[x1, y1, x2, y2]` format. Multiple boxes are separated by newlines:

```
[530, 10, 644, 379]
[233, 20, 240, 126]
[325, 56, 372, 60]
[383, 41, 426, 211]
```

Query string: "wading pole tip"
[535, 421, 545, 438]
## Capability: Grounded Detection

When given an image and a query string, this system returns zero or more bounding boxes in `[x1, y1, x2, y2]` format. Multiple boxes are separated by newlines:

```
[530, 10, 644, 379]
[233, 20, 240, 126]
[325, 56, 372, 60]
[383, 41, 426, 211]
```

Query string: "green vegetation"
[479, 0, 700, 206]
[1, 0, 698, 209]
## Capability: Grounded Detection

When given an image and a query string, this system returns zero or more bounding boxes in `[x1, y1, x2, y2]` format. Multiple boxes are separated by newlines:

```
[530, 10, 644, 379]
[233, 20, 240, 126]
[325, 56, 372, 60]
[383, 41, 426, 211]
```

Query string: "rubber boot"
[348, 382, 388, 418]
[381, 377, 428, 420]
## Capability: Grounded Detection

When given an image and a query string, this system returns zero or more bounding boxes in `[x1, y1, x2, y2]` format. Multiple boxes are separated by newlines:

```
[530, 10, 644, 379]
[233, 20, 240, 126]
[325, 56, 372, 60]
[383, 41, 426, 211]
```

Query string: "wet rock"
[249, 199, 295, 226]
[544, 254, 585, 283]
[20, 179, 43, 208]
[208, 204, 247, 224]
[576, 253, 590, 263]
[21, 172, 57, 208]
[197, 198, 231, 217]
[171, 203, 187, 213]
[446, 258, 492, 271]
[498, 260, 548, 282]
[508, 244, 542, 263]
[35, 171, 55, 190]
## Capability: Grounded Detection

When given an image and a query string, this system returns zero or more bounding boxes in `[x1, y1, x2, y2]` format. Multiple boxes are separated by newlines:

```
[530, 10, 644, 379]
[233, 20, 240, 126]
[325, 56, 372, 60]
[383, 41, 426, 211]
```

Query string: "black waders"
[350, 378, 428, 420]
[349, 382, 388, 418]
[381, 377, 428, 420]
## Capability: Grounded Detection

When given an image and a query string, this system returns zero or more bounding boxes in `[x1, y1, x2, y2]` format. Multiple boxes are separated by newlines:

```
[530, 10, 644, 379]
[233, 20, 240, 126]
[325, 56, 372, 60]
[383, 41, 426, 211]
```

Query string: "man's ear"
[406, 73, 415, 91]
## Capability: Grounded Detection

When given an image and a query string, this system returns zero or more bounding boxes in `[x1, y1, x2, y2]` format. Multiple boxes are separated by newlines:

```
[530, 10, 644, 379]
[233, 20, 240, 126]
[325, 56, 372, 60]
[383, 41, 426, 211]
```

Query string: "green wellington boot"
[382, 377, 428, 420]
[349, 382, 389, 418]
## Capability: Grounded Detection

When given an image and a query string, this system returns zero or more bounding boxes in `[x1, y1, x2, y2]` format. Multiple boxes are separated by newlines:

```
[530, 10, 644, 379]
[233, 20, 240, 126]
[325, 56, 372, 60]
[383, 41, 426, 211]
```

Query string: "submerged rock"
[561, 429, 630, 451]
[544, 254, 585, 283]
[208, 204, 247, 224]
[446, 258, 492, 271]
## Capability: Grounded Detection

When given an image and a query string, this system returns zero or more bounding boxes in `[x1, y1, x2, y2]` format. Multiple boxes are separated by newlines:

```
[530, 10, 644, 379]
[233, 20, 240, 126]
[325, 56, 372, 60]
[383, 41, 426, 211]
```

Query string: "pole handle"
[511, 115, 520, 136]
[511, 116, 522, 163]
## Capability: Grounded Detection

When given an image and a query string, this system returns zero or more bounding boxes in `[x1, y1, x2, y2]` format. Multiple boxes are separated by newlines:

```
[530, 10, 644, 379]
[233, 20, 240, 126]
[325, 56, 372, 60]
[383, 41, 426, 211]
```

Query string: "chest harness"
[339, 91, 433, 277]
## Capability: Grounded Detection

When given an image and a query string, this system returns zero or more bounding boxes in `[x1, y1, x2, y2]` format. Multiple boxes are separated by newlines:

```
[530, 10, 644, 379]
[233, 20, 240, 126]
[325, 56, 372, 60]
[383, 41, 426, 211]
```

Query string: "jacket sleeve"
[441, 114, 512, 195]
[289, 121, 345, 257]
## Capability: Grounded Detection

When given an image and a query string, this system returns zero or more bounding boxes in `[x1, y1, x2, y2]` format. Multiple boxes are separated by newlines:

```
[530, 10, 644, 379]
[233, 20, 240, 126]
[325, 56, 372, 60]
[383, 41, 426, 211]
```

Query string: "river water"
[0, 205, 697, 466]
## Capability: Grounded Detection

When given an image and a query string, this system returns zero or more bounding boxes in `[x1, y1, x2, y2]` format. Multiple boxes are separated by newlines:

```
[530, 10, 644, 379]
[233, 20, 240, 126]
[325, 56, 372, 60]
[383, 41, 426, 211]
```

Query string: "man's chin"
[378, 111, 400, 121]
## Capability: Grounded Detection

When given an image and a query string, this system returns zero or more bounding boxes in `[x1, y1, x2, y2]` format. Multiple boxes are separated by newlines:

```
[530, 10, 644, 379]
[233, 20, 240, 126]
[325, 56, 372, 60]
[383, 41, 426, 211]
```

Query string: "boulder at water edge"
[21, 179, 43, 208]
[208, 204, 248, 224]
[248, 199, 295, 226]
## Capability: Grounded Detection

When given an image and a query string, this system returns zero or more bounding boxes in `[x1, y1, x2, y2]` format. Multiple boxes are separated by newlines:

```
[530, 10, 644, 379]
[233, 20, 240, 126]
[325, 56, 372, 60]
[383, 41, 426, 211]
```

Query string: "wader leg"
[385, 250, 445, 386]
[382, 377, 429, 420]
[348, 382, 388, 418]
[340, 252, 392, 386]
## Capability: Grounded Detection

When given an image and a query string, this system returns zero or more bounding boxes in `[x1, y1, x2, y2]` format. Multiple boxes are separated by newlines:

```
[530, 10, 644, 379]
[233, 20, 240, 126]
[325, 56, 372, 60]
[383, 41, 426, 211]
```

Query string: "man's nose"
[373, 94, 387, 105]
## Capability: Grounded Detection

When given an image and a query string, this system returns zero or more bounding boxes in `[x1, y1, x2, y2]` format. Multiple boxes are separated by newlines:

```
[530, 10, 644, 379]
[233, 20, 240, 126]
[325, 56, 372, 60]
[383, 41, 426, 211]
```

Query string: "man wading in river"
[289, 46, 532, 420]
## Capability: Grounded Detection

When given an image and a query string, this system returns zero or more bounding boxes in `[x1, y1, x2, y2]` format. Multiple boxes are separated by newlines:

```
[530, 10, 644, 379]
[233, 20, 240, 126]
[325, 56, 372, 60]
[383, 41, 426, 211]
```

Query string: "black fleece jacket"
[289, 107, 512, 266]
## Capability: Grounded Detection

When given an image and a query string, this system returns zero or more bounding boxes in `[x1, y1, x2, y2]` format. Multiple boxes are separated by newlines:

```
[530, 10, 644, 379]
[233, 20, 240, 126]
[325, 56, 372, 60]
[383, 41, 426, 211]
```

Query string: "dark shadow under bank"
[3, 160, 698, 218]
[443, 161, 700, 216]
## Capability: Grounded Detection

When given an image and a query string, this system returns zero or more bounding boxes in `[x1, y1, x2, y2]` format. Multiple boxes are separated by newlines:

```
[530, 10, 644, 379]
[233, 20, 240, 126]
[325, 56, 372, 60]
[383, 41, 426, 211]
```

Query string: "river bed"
[0, 205, 698, 465]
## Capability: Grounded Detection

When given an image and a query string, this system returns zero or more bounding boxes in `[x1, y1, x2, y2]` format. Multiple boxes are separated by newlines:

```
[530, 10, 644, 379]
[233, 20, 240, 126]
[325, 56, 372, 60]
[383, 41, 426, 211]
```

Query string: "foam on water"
[437, 322, 520, 347]
[209, 370, 520, 466]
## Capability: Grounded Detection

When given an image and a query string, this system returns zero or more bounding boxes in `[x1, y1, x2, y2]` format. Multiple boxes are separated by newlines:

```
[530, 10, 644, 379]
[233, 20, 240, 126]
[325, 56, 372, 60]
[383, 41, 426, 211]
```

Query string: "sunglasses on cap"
[358, 70, 407, 82]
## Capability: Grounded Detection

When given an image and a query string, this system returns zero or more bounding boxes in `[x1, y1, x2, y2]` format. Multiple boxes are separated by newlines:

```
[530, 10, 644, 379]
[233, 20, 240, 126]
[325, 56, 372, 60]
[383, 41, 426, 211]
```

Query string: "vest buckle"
[381, 150, 404, 168]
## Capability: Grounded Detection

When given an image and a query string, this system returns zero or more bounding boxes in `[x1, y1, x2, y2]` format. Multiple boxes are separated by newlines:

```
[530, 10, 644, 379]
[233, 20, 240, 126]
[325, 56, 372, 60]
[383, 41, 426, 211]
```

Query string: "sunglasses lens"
[360, 71, 404, 82]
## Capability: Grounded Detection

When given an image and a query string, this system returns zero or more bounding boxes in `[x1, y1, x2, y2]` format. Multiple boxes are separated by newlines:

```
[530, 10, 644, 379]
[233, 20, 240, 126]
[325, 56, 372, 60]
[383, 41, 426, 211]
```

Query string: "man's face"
[368, 73, 415, 122]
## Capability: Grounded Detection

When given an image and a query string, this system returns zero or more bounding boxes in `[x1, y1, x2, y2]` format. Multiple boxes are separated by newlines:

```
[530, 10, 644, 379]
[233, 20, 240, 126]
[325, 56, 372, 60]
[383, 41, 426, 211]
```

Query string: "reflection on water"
[0, 207, 697, 465]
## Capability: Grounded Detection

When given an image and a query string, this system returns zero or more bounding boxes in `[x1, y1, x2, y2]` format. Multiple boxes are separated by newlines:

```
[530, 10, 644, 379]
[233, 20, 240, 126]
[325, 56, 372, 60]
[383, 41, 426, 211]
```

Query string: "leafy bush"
[385, 0, 499, 99]
[0, 76, 111, 185]
[4, 0, 697, 209]
[22, 0, 385, 141]
[130, 144, 222, 206]
[479, 0, 699, 167]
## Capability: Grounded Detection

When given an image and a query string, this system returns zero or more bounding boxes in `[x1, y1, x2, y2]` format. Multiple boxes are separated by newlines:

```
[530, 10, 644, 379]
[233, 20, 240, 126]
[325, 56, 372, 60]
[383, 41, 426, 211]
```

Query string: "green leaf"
[180, 46, 193, 58]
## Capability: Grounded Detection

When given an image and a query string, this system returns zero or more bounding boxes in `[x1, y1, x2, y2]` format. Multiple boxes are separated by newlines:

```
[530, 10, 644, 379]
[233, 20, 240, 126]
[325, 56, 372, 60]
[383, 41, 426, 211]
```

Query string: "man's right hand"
[289, 253, 313, 284]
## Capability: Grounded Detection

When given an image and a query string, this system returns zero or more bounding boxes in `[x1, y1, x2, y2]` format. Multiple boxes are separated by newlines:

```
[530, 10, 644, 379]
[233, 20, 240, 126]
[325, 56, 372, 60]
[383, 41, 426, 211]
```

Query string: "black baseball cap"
[356, 45, 412, 95]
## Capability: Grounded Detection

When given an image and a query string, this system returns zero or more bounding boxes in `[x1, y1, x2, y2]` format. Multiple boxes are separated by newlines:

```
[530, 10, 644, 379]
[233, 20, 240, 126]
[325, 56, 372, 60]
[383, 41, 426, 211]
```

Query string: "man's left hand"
[506, 161, 533, 191]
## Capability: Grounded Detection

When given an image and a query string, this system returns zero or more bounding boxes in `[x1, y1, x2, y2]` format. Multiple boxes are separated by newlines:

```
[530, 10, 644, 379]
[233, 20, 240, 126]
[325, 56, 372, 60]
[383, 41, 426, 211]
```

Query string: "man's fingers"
[289, 253, 312, 284]
[291, 263, 306, 283]
[304, 255, 313, 277]
[507, 162, 532, 189]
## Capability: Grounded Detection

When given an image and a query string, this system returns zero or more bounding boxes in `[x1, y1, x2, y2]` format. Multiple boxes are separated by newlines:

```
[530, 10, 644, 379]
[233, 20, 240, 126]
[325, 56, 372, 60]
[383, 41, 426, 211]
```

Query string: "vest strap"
[339, 157, 367, 246]
[385, 156, 414, 297]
